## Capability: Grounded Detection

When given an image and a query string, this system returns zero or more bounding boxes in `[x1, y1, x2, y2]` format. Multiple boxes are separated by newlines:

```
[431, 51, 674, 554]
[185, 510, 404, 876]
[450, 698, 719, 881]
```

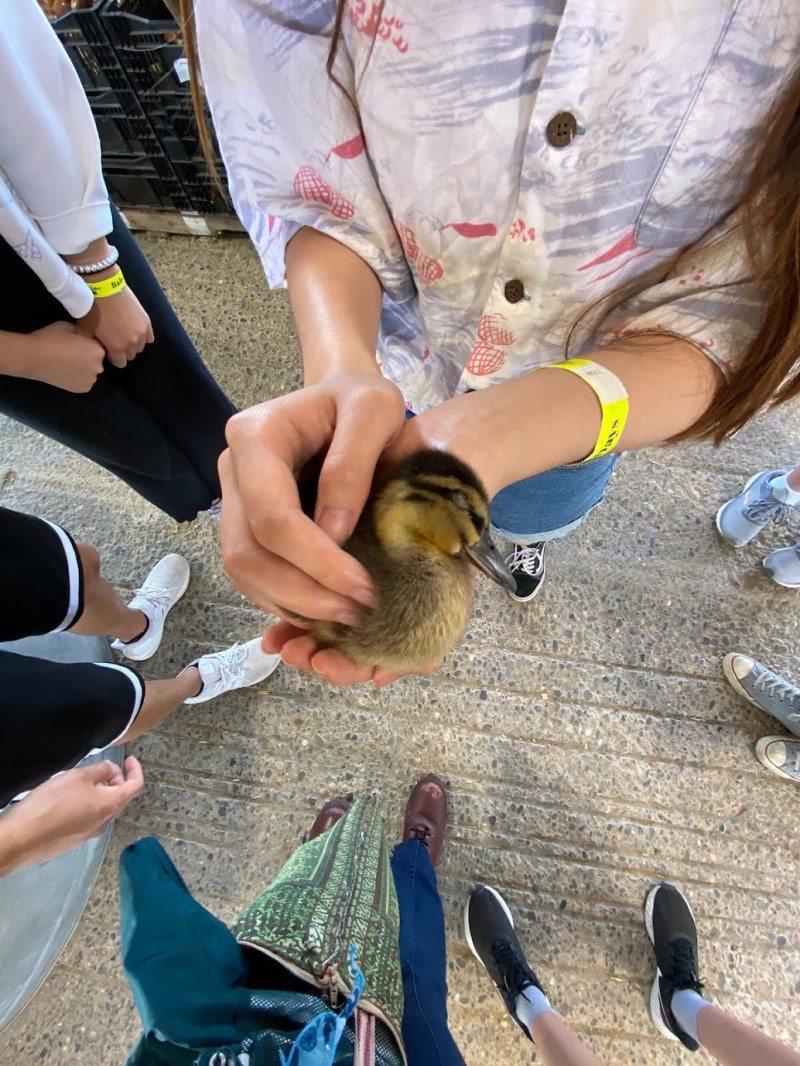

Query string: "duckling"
[309, 448, 515, 672]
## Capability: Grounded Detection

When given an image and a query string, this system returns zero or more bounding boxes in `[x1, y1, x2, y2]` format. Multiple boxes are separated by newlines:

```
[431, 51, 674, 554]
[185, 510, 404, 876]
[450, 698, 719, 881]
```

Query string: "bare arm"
[391, 333, 723, 497]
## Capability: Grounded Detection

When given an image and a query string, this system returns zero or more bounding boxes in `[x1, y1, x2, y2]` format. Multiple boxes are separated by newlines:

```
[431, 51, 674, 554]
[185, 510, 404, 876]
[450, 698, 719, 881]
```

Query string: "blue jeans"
[490, 454, 618, 543]
[403, 408, 618, 544]
[392, 840, 465, 1066]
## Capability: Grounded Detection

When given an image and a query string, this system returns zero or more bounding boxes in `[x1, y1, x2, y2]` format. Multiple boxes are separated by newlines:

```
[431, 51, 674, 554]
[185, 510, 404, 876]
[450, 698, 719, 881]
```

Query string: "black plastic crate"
[102, 156, 194, 211]
[51, 1, 129, 95]
[53, 0, 231, 213]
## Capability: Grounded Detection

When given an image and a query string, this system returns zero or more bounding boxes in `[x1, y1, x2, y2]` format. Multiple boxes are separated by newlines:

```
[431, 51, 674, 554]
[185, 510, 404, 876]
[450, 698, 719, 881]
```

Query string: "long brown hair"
[600, 59, 800, 446]
[179, 0, 800, 445]
[694, 59, 800, 444]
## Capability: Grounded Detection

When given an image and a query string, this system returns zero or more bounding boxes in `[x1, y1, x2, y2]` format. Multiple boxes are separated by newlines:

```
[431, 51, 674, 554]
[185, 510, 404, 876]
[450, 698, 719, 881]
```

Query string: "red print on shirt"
[293, 167, 355, 220]
[395, 222, 444, 284]
[325, 133, 366, 162]
[467, 314, 516, 375]
[349, 3, 409, 52]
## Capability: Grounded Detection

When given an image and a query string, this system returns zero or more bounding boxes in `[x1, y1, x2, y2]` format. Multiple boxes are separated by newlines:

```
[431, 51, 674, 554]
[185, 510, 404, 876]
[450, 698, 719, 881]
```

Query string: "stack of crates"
[52, 0, 229, 214]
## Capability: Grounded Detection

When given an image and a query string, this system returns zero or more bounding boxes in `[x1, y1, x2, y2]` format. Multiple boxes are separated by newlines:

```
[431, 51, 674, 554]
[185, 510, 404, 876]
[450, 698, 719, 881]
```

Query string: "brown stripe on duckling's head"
[372, 450, 515, 590]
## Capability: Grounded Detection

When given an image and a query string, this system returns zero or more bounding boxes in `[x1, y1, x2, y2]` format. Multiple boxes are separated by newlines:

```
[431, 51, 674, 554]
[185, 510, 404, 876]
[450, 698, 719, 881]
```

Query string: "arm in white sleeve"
[0, 0, 111, 254]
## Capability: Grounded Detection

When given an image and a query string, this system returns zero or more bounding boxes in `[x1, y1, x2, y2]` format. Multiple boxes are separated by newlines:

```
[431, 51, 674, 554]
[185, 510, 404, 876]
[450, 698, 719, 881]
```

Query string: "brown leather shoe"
[307, 796, 351, 841]
[402, 774, 448, 866]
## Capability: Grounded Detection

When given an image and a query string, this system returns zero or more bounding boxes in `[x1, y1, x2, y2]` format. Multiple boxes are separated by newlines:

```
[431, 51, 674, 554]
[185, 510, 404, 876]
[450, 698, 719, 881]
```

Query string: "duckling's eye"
[451, 491, 470, 511]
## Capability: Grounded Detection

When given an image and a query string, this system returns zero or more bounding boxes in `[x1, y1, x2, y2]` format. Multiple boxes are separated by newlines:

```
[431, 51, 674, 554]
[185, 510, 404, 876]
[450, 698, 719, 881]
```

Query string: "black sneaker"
[465, 885, 545, 1041]
[505, 542, 547, 602]
[644, 882, 704, 1051]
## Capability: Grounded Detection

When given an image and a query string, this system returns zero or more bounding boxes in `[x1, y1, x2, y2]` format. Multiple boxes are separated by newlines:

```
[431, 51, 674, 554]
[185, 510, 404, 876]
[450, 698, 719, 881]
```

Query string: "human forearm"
[0, 331, 34, 378]
[285, 228, 383, 385]
[393, 334, 722, 497]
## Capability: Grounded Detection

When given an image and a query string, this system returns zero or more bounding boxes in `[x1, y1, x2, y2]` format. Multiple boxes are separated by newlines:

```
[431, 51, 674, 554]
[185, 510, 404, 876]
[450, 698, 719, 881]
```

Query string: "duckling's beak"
[463, 529, 517, 591]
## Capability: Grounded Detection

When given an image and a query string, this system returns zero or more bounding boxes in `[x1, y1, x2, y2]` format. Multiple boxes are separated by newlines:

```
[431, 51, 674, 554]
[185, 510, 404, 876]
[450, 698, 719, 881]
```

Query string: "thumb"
[314, 406, 392, 544]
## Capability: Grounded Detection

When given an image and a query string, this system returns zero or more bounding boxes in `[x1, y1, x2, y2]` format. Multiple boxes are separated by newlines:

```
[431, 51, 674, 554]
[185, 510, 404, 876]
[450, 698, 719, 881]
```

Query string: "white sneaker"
[111, 553, 191, 662]
[184, 638, 281, 704]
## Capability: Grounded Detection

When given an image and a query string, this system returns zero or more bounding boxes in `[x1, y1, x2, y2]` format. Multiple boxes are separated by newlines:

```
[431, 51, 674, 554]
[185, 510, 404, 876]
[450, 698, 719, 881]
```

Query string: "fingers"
[309, 647, 375, 685]
[220, 450, 375, 622]
[261, 620, 308, 653]
[314, 400, 399, 542]
[373, 658, 443, 688]
[83, 759, 124, 785]
[117, 756, 144, 800]
[105, 348, 128, 369]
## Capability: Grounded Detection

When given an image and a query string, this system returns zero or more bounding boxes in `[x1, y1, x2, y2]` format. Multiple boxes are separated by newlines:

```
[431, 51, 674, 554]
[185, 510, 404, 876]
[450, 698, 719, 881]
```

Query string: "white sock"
[769, 473, 800, 506]
[515, 984, 555, 1038]
[671, 988, 710, 1043]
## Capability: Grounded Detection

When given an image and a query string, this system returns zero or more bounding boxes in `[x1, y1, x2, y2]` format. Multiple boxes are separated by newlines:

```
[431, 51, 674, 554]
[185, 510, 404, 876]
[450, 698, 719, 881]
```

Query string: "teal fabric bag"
[120, 826, 404, 1066]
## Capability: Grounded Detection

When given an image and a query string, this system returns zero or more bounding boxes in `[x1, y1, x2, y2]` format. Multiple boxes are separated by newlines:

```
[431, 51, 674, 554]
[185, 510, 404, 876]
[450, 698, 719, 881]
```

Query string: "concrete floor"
[1, 232, 799, 1065]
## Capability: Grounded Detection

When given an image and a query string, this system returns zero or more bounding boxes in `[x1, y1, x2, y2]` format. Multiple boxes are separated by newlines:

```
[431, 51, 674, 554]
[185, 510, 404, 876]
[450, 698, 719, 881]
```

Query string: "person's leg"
[528, 1014, 606, 1066]
[490, 455, 618, 601]
[645, 881, 800, 1061]
[391, 776, 466, 1066]
[115, 670, 200, 743]
[465, 885, 605, 1064]
[691, 1003, 800, 1066]
[68, 541, 148, 643]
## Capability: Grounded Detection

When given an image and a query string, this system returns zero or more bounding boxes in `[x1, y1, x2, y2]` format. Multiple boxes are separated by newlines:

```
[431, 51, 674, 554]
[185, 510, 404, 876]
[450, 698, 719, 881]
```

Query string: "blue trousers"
[392, 840, 465, 1066]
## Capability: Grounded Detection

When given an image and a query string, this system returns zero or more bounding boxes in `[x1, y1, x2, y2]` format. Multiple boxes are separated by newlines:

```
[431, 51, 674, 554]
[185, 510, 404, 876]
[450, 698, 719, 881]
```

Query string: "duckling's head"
[373, 449, 516, 590]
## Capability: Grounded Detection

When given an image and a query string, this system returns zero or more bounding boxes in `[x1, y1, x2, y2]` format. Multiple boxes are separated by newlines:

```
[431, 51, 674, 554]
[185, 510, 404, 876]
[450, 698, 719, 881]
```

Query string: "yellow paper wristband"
[539, 358, 629, 462]
[86, 269, 126, 298]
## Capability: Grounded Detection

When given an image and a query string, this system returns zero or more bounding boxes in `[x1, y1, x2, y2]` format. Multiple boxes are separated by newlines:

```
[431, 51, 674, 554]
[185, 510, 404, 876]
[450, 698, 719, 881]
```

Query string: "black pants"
[0, 204, 236, 521]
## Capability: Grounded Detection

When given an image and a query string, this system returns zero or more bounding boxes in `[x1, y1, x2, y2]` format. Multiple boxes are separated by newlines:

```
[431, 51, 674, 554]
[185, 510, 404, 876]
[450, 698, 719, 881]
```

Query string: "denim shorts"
[490, 454, 618, 543]
[402, 407, 618, 544]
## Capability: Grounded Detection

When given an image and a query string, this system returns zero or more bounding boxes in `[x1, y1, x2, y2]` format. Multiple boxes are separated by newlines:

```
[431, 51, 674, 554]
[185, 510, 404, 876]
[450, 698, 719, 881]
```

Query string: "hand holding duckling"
[265, 449, 514, 682]
[220, 370, 406, 624]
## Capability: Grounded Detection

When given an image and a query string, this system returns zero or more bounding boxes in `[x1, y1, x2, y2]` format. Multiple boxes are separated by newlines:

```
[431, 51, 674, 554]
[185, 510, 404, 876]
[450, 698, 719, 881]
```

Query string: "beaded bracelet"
[69, 245, 120, 275]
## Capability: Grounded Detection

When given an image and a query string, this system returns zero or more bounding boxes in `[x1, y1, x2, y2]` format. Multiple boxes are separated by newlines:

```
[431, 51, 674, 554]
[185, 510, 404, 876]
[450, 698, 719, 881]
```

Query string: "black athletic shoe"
[465, 884, 544, 1041]
[644, 882, 704, 1051]
[505, 542, 547, 602]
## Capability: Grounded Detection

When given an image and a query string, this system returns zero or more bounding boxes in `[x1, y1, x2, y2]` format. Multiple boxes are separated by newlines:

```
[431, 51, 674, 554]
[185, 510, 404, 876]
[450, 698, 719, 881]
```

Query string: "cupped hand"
[1, 757, 144, 874]
[23, 321, 106, 393]
[262, 622, 442, 688]
[220, 370, 406, 624]
[77, 286, 154, 368]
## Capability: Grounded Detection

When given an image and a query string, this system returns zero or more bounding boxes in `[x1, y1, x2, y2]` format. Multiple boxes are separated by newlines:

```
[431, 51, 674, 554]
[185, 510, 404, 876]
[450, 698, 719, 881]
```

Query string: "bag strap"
[354, 1007, 376, 1066]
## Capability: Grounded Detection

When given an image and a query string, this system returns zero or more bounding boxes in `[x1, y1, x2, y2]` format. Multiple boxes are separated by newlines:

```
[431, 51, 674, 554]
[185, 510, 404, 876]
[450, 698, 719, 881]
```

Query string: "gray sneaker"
[763, 544, 800, 588]
[722, 653, 800, 738]
[756, 737, 800, 783]
[715, 470, 792, 547]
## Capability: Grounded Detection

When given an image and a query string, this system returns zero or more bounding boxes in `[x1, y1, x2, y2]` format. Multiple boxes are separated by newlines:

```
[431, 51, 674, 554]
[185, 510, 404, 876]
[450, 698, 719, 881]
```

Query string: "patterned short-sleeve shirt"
[197, 0, 799, 411]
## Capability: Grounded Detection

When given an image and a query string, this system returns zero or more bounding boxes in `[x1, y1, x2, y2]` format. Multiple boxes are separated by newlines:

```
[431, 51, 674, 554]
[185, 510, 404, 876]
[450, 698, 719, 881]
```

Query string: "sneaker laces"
[490, 938, 535, 996]
[505, 544, 545, 577]
[200, 642, 247, 688]
[742, 491, 790, 526]
[132, 581, 181, 616]
[667, 938, 703, 994]
[752, 663, 800, 712]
